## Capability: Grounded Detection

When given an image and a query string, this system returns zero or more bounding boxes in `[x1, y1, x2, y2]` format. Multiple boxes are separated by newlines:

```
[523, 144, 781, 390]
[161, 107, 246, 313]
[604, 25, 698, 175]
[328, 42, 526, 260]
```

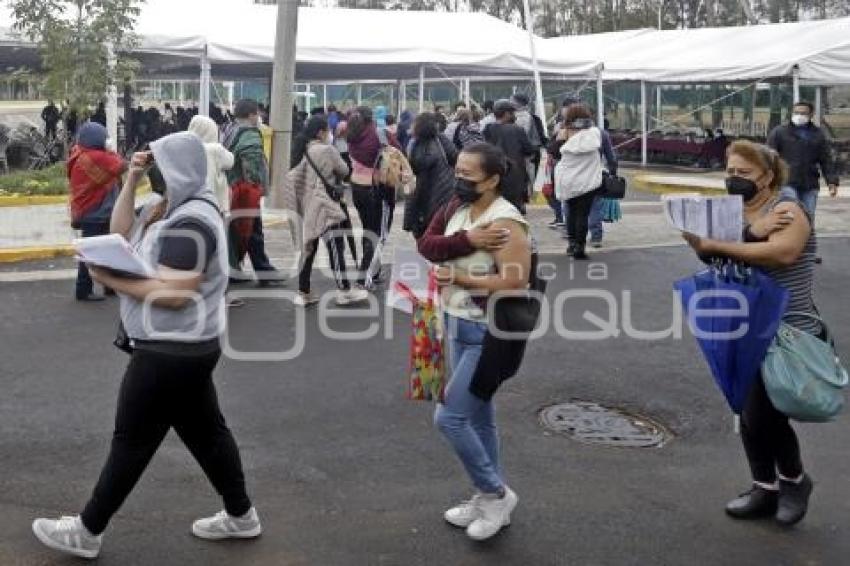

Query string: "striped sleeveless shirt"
[761, 187, 821, 335]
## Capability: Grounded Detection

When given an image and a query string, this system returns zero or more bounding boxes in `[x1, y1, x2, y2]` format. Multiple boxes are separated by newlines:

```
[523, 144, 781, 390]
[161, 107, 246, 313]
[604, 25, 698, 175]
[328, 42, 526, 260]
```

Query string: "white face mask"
[791, 113, 811, 127]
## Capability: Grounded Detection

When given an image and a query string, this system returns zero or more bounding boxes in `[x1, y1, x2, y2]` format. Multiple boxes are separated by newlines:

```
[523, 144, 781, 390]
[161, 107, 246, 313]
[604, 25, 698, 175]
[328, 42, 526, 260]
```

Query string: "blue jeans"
[434, 315, 503, 494]
[546, 193, 564, 223]
[795, 188, 818, 221]
[588, 195, 605, 242]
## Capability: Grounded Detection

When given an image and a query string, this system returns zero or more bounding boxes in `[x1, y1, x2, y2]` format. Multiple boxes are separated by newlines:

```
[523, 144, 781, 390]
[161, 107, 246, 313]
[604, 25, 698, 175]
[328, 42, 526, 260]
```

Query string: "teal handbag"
[762, 312, 849, 422]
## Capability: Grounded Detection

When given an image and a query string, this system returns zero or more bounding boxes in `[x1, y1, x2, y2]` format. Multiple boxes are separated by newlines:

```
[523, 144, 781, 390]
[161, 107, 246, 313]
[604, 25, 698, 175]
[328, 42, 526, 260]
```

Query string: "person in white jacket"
[188, 115, 235, 212]
[552, 104, 603, 259]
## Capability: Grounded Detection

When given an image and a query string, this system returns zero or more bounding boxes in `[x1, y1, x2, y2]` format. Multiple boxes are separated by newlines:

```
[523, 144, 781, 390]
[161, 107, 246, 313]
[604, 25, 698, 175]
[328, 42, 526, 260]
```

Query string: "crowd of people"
[31, 93, 843, 559]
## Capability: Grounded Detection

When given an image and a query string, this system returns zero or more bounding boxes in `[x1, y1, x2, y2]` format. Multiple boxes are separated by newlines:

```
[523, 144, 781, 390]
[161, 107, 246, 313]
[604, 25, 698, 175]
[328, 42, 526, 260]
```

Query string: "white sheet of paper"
[663, 194, 743, 242]
[73, 233, 155, 278]
[386, 247, 433, 314]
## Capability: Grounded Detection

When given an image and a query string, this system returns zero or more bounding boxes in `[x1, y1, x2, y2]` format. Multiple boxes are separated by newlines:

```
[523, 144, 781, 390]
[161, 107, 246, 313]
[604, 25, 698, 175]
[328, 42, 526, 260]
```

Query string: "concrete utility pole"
[269, 0, 299, 208]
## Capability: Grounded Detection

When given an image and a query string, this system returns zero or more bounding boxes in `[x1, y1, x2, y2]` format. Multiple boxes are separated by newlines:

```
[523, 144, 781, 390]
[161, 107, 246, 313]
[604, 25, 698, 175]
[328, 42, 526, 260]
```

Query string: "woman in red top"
[68, 122, 127, 301]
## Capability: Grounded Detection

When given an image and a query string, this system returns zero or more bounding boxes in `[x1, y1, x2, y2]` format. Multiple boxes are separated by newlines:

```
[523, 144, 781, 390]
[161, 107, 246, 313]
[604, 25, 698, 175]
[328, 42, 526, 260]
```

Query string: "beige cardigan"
[283, 141, 351, 246]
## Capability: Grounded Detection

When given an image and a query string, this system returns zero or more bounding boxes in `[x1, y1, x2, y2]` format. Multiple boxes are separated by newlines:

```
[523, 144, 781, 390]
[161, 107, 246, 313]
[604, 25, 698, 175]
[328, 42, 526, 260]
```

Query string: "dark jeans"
[740, 375, 804, 484]
[80, 348, 252, 535]
[76, 222, 110, 298]
[351, 184, 395, 282]
[565, 188, 601, 246]
[230, 216, 276, 274]
[546, 193, 563, 223]
[45, 122, 58, 140]
[298, 230, 351, 293]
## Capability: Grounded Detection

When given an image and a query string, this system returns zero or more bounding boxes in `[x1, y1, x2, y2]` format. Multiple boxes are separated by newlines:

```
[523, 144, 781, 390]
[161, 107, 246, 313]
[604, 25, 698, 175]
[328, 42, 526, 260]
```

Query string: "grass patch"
[0, 163, 68, 196]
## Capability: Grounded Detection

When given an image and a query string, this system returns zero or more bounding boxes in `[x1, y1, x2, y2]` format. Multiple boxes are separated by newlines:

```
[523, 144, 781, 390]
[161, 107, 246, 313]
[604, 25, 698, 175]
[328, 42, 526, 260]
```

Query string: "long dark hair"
[291, 116, 328, 166]
[346, 105, 373, 141]
[460, 142, 510, 193]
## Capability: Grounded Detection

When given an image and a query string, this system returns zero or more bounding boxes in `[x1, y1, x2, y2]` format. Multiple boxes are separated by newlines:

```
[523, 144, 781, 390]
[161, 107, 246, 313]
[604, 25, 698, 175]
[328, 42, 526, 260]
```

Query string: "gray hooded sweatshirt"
[121, 132, 228, 343]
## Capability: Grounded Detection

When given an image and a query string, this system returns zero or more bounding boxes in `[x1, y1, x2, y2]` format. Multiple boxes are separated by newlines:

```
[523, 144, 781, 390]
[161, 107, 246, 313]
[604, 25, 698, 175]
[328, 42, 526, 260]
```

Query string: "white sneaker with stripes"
[32, 515, 102, 559]
[191, 507, 262, 540]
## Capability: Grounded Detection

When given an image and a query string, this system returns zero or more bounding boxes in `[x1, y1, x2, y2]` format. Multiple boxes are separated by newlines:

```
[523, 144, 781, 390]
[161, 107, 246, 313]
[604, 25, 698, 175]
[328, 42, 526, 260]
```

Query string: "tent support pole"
[419, 65, 425, 113]
[398, 79, 406, 120]
[792, 66, 800, 103]
[356, 82, 363, 105]
[656, 85, 662, 126]
[814, 86, 823, 126]
[323, 84, 328, 109]
[596, 72, 604, 129]
[522, 0, 546, 126]
[641, 80, 648, 167]
[199, 51, 211, 116]
[465, 78, 471, 107]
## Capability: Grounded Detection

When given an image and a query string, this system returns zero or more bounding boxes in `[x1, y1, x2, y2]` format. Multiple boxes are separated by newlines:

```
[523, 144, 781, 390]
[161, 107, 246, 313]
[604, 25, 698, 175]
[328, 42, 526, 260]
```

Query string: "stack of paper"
[73, 234, 155, 278]
[663, 194, 743, 242]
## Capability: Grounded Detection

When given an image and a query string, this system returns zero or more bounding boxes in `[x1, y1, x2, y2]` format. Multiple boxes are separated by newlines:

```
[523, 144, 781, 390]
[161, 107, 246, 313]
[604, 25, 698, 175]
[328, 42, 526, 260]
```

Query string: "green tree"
[8, 0, 144, 114]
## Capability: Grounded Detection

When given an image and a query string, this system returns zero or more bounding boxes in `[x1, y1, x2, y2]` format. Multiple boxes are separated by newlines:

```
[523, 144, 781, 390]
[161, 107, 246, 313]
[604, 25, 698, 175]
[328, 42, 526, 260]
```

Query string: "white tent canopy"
[540, 17, 850, 85]
[0, 1, 599, 81]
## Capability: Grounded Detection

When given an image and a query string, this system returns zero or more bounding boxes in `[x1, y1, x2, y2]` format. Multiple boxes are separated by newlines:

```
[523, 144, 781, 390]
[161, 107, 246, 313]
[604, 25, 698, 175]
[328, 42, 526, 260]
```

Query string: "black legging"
[566, 187, 601, 246]
[740, 374, 804, 484]
[351, 183, 393, 282]
[80, 347, 252, 535]
[298, 229, 351, 293]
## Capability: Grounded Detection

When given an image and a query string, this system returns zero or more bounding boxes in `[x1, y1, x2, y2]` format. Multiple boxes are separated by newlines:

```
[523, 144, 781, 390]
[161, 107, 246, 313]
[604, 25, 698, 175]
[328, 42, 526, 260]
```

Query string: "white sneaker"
[466, 487, 518, 541]
[444, 493, 483, 528]
[335, 288, 369, 306]
[294, 291, 320, 307]
[32, 515, 102, 559]
[191, 507, 262, 540]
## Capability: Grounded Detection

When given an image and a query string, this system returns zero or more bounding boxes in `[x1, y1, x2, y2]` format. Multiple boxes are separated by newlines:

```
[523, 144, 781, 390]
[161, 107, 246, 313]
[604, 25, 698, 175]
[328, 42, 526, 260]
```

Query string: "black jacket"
[405, 134, 458, 238]
[767, 122, 838, 192]
[483, 122, 536, 211]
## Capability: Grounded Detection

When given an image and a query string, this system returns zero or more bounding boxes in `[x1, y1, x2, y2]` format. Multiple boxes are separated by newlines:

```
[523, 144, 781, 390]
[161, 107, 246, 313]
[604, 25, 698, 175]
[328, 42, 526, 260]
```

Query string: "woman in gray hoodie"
[32, 133, 261, 560]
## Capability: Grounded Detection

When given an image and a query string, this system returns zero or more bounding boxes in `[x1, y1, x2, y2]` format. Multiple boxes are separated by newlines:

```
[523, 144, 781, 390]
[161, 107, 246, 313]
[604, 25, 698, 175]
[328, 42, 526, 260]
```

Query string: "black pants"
[298, 230, 351, 293]
[45, 122, 58, 140]
[230, 217, 276, 274]
[351, 184, 395, 282]
[80, 348, 252, 535]
[76, 222, 110, 298]
[740, 374, 803, 484]
[566, 188, 600, 247]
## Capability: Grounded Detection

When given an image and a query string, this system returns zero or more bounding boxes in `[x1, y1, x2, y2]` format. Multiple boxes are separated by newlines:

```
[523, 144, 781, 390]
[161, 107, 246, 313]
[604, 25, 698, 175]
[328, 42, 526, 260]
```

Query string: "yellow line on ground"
[0, 245, 75, 264]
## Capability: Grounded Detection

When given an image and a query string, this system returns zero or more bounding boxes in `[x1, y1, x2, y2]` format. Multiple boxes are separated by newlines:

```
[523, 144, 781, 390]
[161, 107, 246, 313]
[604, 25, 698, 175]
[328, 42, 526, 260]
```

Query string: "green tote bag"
[762, 312, 849, 423]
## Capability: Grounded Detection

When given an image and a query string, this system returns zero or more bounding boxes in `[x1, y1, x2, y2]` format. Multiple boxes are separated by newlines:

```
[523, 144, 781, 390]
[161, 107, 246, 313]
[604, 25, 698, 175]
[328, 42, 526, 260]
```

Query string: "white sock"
[754, 480, 779, 491]
[778, 473, 804, 484]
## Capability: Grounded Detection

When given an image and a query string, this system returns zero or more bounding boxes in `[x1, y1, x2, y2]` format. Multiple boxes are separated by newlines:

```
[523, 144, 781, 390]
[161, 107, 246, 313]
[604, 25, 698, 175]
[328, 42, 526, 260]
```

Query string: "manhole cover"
[540, 402, 669, 448]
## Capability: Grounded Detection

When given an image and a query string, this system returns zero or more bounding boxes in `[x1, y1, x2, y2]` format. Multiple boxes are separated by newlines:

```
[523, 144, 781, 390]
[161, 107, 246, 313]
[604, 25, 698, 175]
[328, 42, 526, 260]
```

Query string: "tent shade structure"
[0, 1, 600, 81]
[540, 17, 850, 84]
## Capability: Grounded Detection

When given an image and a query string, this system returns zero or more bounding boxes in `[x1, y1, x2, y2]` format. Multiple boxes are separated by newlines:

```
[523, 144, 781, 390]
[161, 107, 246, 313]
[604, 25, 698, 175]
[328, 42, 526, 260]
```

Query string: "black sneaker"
[725, 485, 778, 519]
[776, 474, 814, 527]
[76, 294, 106, 302]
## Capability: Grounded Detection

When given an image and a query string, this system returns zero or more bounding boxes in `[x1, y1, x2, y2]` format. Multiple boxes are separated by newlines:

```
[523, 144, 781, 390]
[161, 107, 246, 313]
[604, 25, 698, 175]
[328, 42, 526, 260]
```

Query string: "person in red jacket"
[68, 122, 127, 301]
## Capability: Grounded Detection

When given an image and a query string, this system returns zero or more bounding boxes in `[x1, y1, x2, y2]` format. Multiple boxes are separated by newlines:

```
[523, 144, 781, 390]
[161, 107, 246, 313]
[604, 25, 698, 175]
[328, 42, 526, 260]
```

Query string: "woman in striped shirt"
[682, 140, 819, 527]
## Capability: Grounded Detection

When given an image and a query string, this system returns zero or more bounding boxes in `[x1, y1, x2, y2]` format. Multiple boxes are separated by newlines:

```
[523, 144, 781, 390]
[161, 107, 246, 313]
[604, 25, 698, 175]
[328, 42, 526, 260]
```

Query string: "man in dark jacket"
[767, 101, 839, 217]
[41, 100, 60, 140]
[483, 99, 536, 214]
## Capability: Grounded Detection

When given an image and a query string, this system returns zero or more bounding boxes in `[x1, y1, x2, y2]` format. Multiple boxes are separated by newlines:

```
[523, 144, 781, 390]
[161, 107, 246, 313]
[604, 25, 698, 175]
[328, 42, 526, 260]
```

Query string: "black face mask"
[455, 178, 483, 203]
[725, 175, 759, 202]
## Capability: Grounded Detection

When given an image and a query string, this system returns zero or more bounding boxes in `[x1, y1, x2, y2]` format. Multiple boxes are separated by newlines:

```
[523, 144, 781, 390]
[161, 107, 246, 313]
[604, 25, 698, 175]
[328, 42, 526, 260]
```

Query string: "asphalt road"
[1, 241, 849, 566]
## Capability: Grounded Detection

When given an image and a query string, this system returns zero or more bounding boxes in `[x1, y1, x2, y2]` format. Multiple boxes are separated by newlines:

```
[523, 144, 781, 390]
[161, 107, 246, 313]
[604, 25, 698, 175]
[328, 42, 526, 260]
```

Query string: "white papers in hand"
[387, 247, 433, 314]
[663, 194, 743, 242]
[73, 234, 155, 278]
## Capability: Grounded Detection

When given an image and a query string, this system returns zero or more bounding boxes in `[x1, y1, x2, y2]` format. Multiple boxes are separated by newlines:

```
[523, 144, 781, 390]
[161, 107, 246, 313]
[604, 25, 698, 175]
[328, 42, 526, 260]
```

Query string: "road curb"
[0, 245, 74, 264]
[0, 195, 68, 207]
